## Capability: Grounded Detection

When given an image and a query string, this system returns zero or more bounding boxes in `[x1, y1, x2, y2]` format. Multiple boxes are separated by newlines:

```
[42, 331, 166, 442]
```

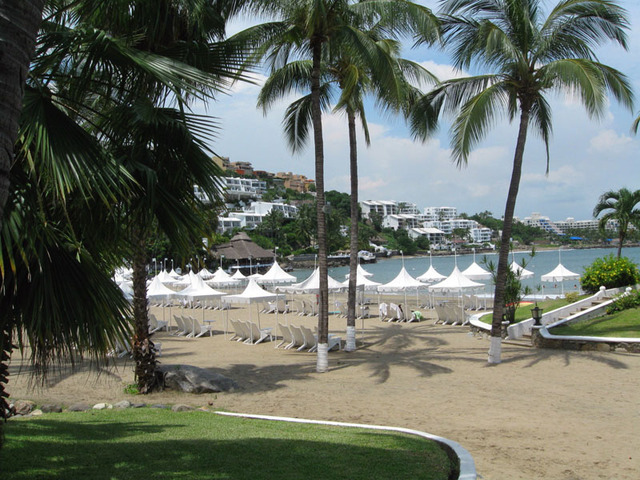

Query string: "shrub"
[564, 291, 579, 303]
[580, 255, 640, 294]
[606, 290, 640, 314]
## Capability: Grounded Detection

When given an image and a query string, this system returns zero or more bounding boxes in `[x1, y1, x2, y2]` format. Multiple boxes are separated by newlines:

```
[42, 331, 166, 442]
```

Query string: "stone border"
[214, 411, 476, 480]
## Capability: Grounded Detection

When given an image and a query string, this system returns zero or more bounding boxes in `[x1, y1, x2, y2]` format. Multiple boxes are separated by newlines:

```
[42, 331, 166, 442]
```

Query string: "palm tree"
[241, 0, 438, 368]
[410, 0, 633, 364]
[593, 188, 640, 258]
[0, 1, 45, 229]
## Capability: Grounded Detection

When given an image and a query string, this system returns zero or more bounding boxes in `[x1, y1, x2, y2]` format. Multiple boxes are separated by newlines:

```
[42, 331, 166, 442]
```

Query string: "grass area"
[549, 307, 640, 338]
[2, 409, 454, 480]
[478, 296, 586, 324]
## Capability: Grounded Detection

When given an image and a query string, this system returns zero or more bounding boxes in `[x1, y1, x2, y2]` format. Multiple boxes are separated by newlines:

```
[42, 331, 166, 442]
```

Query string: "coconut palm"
[593, 188, 640, 258]
[410, 0, 633, 364]
[240, 0, 438, 369]
[0, 1, 45, 229]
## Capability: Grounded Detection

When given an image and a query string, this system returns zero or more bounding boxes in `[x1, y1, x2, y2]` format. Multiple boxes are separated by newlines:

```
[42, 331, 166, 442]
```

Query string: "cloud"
[588, 129, 634, 154]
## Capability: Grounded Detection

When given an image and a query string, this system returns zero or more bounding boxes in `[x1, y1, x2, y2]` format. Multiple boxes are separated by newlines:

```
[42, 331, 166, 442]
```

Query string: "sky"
[194, 1, 640, 222]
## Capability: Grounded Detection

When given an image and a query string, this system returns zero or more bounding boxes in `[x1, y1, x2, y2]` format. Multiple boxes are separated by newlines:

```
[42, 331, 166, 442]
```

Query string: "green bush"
[580, 255, 640, 294]
[606, 290, 640, 314]
[564, 291, 579, 303]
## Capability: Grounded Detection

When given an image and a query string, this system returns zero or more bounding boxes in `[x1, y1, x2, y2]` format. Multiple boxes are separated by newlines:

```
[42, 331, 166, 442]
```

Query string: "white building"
[424, 218, 480, 236]
[250, 201, 298, 218]
[217, 201, 299, 233]
[408, 227, 446, 245]
[383, 214, 423, 230]
[423, 206, 457, 222]
[360, 200, 399, 220]
[470, 227, 493, 243]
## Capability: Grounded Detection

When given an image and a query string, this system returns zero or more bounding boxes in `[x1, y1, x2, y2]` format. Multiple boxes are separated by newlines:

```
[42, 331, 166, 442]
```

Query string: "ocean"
[291, 246, 640, 297]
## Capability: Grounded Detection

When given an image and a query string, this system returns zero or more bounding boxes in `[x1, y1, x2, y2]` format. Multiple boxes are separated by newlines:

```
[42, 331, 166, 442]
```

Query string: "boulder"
[160, 364, 238, 394]
[114, 400, 131, 409]
[31, 409, 43, 416]
[41, 404, 63, 413]
[171, 404, 194, 412]
[93, 403, 112, 410]
[68, 403, 91, 412]
[13, 400, 35, 416]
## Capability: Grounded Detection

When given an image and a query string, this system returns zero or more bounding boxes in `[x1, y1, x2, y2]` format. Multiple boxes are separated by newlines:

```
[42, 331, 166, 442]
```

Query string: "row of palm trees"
[0, 1, 637, 427]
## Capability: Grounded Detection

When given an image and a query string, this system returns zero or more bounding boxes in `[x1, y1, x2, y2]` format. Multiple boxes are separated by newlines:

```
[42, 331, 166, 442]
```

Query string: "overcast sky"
[195, 1, 640, 222]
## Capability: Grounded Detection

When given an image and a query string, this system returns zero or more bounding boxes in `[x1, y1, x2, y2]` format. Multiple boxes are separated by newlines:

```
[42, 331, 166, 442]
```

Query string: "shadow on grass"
[3, 413, 453, 480]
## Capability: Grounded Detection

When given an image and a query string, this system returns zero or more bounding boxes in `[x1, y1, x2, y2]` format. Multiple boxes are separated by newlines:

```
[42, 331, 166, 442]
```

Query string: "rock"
[150, 404, 167, 409]
[13, 400, 35, 416]
[93, 403, 112, 410]
[31, 409, 43, 416]
[596, 343, 611, 352]
[171, 404, 194, 412]
[160, 364, 239, 394]
[41, 404, 63, 413]
[68, 403, 91, 412]
[114, 400, 131, 409]
[131, 403, 146, 408]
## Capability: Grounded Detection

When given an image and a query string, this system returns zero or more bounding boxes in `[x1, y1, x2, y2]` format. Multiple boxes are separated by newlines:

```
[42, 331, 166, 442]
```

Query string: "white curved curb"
[215, 411, 476, 480]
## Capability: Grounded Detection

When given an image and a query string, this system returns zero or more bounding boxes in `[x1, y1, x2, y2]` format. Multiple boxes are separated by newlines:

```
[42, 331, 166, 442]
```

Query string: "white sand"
[8, 299, 640, 480]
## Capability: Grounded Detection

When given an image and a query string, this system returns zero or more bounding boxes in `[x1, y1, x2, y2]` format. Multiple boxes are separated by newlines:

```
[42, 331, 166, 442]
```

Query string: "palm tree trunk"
[0, 320, 16, 448]
[311, 37, 329, 372]
[345, 108, 358, 352]
[131, 224, 159, 392]
[488, 106, 531, 364]
[0, 0, 45, 230]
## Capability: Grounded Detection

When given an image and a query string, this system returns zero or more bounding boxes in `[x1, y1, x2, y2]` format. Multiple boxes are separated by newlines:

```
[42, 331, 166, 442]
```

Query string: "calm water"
[291, 247, 640, 296]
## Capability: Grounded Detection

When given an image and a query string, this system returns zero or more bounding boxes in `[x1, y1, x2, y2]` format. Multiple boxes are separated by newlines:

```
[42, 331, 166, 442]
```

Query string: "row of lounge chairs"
[229, 319, 273, 345]
[379, 303, 423, 322]
[333, 302, 370, 319]
[434, 305, 469, 326]
[172, 315, 213, 338]
[276, 323, 341, 352]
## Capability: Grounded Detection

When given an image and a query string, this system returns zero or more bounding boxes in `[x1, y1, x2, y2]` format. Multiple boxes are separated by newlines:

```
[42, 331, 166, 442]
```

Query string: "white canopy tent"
[207, 267, 239, 288]
[282, 268, 345, 293]
[147, 276, 181, 325]
[258, 260, 297, 285]
[197, 267, 214, 280]
[223, 279, 285, 339]
[345, 264, 374, 279]
[156, 270, 177, 285]
[177, 272, 226, 314]
[378, 266, 425, 310]
[510, 252, 534, 279]
[541, 264, 580, 295]
[429, 266, 485, 317]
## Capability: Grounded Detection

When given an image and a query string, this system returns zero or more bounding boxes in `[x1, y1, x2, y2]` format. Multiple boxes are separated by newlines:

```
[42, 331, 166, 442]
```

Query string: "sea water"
[291, 246, 640, 297]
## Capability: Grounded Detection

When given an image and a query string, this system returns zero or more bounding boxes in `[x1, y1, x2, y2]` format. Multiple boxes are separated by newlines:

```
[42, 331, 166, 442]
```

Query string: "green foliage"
[564, 292, 580, 303]
[123, 383, 140, 395]
[606, 290, 640, 314]
[580, 255, 640, 293]
[483, 251, 535, 323]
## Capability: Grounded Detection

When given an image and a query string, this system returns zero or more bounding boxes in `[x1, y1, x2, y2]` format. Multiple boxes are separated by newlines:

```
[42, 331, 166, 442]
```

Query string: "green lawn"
[1, 409, 455, 480]
[549, 307, 640, 338]
[478, 297, 585, 324]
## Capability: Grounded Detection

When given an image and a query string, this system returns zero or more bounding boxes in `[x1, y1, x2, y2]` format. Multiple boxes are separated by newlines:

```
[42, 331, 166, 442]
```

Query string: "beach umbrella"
[541, 250, 580, 295]
[147, 276, 181, 325]
[429, 266, 485, 319]
[207, 267, 239, 288]
[197, 267, 214, 280]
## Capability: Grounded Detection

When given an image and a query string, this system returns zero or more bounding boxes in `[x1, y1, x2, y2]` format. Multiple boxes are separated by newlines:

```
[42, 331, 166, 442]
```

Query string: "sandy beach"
[7, 298, 640, 480]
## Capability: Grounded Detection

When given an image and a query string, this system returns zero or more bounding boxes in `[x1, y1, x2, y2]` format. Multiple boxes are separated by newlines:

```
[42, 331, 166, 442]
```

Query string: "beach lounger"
[229, 319, 250, 342]
[244, 321, 273, 345]
[277, 323, 295, 349]
[378, 302, 389, 321]
[172, 315, 188, 336]
[188, 316, 213, 338]
[148, 314, 168, 333]
[289, 325, 307, 351]
[299, 325, 318, 353]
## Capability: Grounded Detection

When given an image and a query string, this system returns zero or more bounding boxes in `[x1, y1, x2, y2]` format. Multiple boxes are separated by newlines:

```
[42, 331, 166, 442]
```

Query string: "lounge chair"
[229, 319, 249, 342]
[244, 321, 272, 345]
[188, 316, 213, 338]
[300, 325, 341, 352]
[276, 299, 289, 314]
[173, 315, 187, 336]
[378, 302, 389, 321]
[277, 323, 295, 349]
[148, 314, 168, 333]
[289, 325, 307, 351]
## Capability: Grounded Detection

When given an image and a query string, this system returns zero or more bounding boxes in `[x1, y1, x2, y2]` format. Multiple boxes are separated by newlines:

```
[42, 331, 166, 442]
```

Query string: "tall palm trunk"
[0, 0, 45, 229]
[311, 38, 329, 372]
[345, 108, 358, 352]
[488, 105, 531, 364]
[131, 224, 159, 392]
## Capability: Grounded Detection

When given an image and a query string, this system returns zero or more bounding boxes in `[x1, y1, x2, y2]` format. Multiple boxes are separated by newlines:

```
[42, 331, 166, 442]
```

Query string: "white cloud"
[588, 129, 634, 154]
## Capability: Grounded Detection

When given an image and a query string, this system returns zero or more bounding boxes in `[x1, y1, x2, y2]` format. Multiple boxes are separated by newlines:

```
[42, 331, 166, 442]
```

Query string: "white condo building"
[216, 201, 298, 233]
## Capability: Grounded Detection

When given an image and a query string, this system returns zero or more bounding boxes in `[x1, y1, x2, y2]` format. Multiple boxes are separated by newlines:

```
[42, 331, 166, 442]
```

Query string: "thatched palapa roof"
[212, 232, 273, 260]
